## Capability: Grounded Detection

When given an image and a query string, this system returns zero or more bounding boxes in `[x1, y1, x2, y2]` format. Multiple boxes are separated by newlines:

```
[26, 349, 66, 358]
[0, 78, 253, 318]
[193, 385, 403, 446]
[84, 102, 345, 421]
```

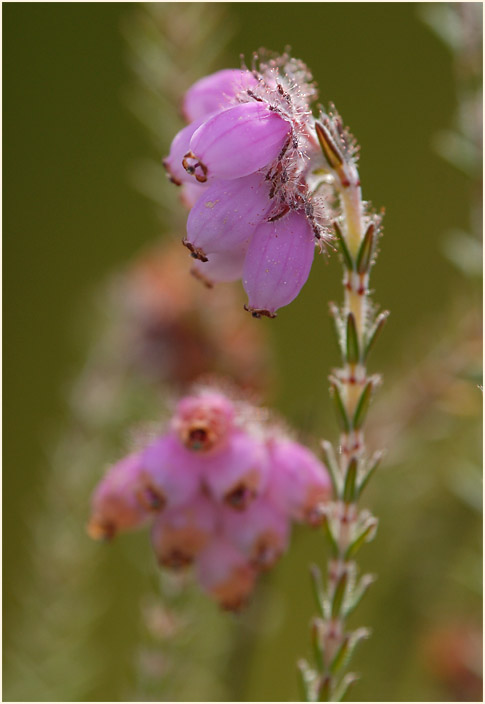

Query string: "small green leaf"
[330, 382, 351, 432]
[329, 635, 350, 675]
[345, 519, 378, 560]
[352, 380, 374, 430]
[343, 458, 358, 503]
[345, 574, 376, 616]
[355, 222, 376, 274]
[331, 570, 348, 619]
[321, 512, 339, 558]
[297, 659, 316, 702]
[311, 619, 325, 670]
[333, 672, 359, 702]
[318, 674, 332, 702]
[321, 440, 342, 497]
[346, 312, 360, 364]
[333, 221, 354, 270]
[329, 302, 345, 359]
[363, 311, 389, 361]
[357, 451, 384, 497]
[315, 121, 343, 170]
[309, 564, 326, 618]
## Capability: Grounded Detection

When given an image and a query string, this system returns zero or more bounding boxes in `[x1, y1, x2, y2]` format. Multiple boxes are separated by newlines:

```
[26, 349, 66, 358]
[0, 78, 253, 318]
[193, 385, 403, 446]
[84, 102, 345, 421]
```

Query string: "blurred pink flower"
[89, 387, 331, 609]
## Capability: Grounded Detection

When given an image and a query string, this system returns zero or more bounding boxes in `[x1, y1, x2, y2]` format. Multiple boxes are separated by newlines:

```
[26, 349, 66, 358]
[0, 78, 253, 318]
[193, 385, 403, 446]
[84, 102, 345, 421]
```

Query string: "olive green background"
[4, 2, 481, 702]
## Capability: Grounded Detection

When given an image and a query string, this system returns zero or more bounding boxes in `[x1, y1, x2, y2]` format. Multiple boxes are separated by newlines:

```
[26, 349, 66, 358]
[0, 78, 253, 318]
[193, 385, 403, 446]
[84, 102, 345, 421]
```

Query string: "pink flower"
[201, 430, 268, 510]
[243, 210, 316, 318]
[221, 497, 290, 570]
[88, 387, 332, 609]
[265, 437, 332, 526]
[185, 102, 291, 182]
[140, 434, 203, 510]
[182, 68, 258, 122]
[164, 53, 332, 317]
[151, 496, 216, 569]
[87, 453, 148, 540]
[195, 538, 257, 611]
[185, 173, 272, 259]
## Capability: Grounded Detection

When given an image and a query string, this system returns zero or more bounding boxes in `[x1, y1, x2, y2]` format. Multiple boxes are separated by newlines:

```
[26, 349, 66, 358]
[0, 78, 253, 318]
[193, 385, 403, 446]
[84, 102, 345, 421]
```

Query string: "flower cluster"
[164, 53, 333, 317]
[88, 388, 331, 610]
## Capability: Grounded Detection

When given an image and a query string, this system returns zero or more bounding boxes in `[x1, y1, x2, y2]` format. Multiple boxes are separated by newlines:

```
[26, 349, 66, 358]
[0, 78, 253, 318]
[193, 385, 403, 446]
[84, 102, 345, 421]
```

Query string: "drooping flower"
[164, 52, 334, 317]
[88, 386, 331, 610]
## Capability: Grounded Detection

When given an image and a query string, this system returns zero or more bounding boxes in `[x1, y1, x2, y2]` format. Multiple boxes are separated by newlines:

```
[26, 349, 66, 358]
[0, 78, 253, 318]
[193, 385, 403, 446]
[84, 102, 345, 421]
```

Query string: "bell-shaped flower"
[185, 102, 291, 182]
[182, 68, 258, 122]
[243, 211, 316, 318]
[195, 538, 257, 611]
[151, 496, 216, 569]
[87, 453, 148, 540]
[221, 497, 290, 570]
[140, 433, 202, 510]
[185, 173, 272, 260]
[265, 438, 332, 525]
[202, 430, 268, 510]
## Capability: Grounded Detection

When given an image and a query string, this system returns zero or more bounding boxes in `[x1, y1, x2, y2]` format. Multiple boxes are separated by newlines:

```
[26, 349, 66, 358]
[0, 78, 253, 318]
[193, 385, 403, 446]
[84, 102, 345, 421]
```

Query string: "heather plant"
[164, 52, 388, 700]
[6, 4, 481, 702]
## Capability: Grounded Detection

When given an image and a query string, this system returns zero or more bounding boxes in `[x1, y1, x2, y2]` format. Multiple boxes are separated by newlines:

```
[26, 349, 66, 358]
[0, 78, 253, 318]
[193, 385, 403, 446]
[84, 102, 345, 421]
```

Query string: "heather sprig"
[297, 106, 387, 702]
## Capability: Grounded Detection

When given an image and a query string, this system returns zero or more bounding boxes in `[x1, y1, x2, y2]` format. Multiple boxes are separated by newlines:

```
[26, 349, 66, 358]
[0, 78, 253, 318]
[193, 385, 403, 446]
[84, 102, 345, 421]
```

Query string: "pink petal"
[243, 210, 316, 317]
[195, 538, 257, 611]
[163, 115, 213, 185]
[221, 497, 290, 570]
[140, 433, 202, 509]
[266, 438, 332, 525]
[151, 496, 217, 569]
[202, 430, 268, 510]
[191, 249, 247, 286]
[183, 69, 258, 122]
[88, 453, 148, 540]
[179, 181, 208, 210]
[187, 102, 291, 181]
[185, 173, 272, 258]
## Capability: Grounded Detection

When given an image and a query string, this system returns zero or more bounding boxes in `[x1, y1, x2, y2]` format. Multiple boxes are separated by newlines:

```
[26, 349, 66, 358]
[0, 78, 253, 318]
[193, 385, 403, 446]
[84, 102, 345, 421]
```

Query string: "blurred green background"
[4, 2, 482, 701]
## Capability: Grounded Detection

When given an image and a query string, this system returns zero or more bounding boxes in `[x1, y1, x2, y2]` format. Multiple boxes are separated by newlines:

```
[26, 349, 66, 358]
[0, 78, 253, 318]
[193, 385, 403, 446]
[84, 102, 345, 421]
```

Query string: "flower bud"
[243, 211, 316, 317]
[182, 69, 258, 122]
[185, 173, 272, 258]
[221, 497, 290, 570]
[266, 438, 332, 525]
[87, 453, 148, 540]
[195, 538, 257, 611]
[151, 496, 216, 569]
[186, 102, 291, 182]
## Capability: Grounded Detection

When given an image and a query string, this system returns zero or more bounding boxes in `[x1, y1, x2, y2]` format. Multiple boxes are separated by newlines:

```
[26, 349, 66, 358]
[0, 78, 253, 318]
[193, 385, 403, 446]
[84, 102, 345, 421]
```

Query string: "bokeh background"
[4, 2, 482, 702]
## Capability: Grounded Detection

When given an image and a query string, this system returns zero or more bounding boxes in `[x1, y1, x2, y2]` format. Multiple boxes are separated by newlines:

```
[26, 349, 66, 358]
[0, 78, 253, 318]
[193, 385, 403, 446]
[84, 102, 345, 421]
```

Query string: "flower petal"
[187, 102, 290, 181]
[243, 211, 316, 317]
[185, 173, 272, 257]
[163, 115, 213, 185]
[191, 249, 247, 286]
[183, 69, 258, 122]
[266, 438, 332, 525]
